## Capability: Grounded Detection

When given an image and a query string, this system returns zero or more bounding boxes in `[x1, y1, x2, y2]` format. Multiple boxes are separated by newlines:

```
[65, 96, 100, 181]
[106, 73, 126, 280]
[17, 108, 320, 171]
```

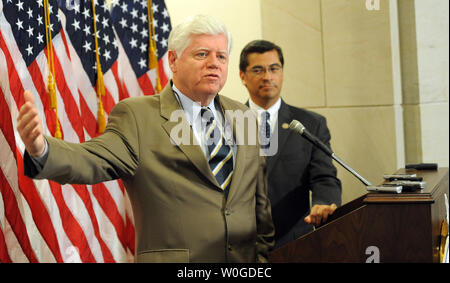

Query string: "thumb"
[23, 90, 35, 106]
[304, 215, 311, 224]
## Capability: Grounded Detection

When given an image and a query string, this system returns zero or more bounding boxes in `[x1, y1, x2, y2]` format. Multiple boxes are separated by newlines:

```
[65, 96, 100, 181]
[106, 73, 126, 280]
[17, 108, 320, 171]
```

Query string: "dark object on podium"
[405, 163, 438, 170]
[268, 167, 449, 263]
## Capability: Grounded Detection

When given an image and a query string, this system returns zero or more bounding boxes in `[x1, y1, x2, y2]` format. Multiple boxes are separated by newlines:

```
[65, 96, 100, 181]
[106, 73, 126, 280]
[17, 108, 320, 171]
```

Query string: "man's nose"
[261, 68, 273, 80]
[207, 54, 220, 68]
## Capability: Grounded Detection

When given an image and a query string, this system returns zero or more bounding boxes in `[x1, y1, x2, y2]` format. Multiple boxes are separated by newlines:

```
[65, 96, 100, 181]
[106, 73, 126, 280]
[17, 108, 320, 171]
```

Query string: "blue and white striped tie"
[201, 107, 233, 198]
[260, 111, 271, 150]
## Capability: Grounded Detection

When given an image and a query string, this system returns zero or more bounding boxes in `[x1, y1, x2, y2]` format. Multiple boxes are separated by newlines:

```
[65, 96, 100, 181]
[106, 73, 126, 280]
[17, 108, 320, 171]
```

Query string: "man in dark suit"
[16, 15, 274, 263]
[239, 40, 341, 248]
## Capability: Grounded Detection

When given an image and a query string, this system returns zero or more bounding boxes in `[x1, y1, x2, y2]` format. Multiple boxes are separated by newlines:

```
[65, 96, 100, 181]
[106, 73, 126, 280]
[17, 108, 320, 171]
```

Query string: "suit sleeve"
[308, 116, 342, 207]
[255, 154, 275, 262]
[24, 101, 140, 184]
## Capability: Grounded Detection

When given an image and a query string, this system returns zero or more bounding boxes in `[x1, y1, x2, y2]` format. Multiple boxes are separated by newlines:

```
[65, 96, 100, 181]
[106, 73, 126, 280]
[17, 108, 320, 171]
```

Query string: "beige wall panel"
[403, 104, 423, 164]
[397, 0, 420, 105]
[414, 0, 449, 104]
[321, 0, 395, 107]
[420, 102, 449, 167]
[164, 0, 263, 103]
[313, 106, 400, 204]
[261, 0, 325, 108]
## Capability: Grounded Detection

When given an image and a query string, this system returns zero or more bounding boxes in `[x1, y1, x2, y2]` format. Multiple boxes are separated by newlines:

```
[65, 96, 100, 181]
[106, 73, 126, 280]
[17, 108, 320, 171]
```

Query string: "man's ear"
[168, 50, 177, 73]
[239, 71, 246, 86]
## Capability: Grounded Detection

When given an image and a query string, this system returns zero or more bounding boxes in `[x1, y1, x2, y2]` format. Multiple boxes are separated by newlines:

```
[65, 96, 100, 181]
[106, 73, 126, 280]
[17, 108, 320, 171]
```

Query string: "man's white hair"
[168, 14, 232, 57]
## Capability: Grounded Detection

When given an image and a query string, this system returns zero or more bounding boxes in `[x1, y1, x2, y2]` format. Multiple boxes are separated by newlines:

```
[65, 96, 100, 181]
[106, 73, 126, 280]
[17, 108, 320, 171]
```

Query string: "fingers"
[304, 204, 338, 227]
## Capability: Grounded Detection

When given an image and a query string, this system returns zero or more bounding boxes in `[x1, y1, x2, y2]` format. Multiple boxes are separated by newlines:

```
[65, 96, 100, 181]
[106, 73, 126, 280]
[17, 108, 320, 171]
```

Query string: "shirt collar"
[172, 84, 217, 125]
[248, 97, 281, 119]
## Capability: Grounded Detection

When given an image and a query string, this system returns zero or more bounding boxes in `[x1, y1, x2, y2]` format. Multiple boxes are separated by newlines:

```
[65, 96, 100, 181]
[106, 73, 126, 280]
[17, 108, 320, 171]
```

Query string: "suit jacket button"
[225, 209, 232, 216]
[228, 244, 233, 251]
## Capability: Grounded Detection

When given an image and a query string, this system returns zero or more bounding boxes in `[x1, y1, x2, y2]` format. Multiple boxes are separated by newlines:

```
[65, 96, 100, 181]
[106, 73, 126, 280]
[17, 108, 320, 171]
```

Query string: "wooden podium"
[268, 167, 449, 263]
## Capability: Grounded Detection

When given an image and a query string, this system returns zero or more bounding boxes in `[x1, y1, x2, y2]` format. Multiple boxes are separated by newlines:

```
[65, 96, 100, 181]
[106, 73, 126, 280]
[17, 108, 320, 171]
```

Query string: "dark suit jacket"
[249, 99, 341, 249]
[24, 84, 274, 262]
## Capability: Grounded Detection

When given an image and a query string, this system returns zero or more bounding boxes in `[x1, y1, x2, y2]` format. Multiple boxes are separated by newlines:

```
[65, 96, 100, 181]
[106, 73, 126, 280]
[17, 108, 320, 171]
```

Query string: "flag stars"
[16, 18, 24, 30]
[73, 3, 80, 14]
[103, 34, 110, 45]
[26, 26, 34, 37]
[120, 2, 128, 13]
[160, 38, 168, 48]
[83, 24, 91, 36]
[103, 49, 111, 61]
[152, 4, 158, 14]
[83, 41, 92, 53]
[102, 17, 109, 28]
[131, 23, 138, 33]
[130, 8, 138, 19]
[140, 27, 148, 38]
[129, 37, 138, 49]
[119, 18, 127, 29]
[37, 33, 44, 44]
[162, 9, 169, 18]
[82, 7, 91, 19]
[72, 19, 81, 31]
[37, 15, 43, 26]
[161, 23, 170, 33]
[16, 0, 24, 11]
[138, 58, 146, 69]
[140, 13, 147, 24]
[139, 42, 147, 54]
[25, 44, 33, 56]
[101, 1, 109, 13]
[26, 7, 33, 19]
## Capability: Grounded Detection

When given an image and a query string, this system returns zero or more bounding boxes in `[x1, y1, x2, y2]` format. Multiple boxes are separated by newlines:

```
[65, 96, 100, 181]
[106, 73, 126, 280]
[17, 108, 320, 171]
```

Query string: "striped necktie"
[260, 111, 271, 150]
[201, 107, 234, 198]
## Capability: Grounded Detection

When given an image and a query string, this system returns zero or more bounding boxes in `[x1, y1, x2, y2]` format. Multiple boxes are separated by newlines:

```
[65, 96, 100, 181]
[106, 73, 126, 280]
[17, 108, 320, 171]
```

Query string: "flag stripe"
[0, 223, 12, 263]
[138, 74, 155, 96]
[92, 183, 127, 250]
[15, 153, 64, 262]
[0, 168, 38, 262]
[72, 184, 116, 262]
[1, 0, 172, 262]
[48, 181, 96, 262]
[0, 85, 15, 154]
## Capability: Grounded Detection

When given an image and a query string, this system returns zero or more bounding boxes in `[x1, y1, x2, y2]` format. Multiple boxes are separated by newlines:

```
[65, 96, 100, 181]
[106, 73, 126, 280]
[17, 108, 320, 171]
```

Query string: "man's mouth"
[205, 74, 220, 79]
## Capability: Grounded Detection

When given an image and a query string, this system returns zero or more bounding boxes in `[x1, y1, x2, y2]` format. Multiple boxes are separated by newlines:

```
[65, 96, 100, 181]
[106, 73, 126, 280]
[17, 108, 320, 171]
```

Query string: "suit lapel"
[267, 99, 292, 175]
[160, 85, 220, 189]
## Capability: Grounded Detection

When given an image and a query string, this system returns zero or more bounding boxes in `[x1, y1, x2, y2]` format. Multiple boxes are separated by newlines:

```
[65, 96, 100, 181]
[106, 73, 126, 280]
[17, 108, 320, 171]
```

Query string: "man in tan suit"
[17, 15, 274, 263]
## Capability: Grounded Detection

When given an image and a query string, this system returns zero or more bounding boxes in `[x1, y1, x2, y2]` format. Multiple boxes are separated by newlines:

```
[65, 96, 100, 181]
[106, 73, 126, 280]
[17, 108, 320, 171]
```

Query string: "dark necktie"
[260, 111, 271, 150]
[201, 107, 234, 198]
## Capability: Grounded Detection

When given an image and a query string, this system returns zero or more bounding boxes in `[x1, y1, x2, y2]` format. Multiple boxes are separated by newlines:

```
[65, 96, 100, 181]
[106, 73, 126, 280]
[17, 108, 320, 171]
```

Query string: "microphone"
[287, 120, 372, 187]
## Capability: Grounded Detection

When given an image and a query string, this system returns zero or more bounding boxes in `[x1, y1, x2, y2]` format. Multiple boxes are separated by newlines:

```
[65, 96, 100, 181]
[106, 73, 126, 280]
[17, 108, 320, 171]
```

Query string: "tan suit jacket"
[24, 84, 274, 263]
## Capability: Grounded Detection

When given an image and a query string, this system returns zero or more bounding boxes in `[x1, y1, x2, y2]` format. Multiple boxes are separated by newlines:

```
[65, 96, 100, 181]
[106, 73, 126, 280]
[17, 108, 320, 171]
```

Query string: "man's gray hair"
[168, 14, 232, 57]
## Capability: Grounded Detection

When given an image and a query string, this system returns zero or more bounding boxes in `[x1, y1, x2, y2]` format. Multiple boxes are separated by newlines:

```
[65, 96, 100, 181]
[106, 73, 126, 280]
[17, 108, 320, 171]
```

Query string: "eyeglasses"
[247, 64, 283, 76]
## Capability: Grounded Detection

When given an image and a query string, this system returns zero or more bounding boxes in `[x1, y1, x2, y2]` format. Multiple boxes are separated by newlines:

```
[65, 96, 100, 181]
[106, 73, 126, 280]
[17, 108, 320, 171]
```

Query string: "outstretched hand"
[17, 90, 46, 157]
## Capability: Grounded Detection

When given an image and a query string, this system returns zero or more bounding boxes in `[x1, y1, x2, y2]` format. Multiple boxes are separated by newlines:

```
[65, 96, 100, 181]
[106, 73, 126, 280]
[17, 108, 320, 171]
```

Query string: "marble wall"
[107, 0, 448, 204]
[261, 0, 406, 203]
[399, 0, 449, 167]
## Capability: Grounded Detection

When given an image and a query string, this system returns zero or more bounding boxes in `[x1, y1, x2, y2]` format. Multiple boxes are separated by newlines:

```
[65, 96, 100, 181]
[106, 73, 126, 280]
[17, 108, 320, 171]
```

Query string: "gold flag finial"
[147, 0, 162, 93]
[44, 0, 61, 139]
[91, 0, 106, 133]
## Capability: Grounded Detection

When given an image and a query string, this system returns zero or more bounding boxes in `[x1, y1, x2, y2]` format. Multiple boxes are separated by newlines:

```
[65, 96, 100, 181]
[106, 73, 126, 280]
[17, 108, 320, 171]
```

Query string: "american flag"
[0, 0, 171, 262]
[111, 0, 171, 96]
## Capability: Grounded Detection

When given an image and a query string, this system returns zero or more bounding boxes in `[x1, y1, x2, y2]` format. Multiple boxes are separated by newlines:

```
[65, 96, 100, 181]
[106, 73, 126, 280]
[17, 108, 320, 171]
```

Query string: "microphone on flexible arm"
[287, 119, 372, 187]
